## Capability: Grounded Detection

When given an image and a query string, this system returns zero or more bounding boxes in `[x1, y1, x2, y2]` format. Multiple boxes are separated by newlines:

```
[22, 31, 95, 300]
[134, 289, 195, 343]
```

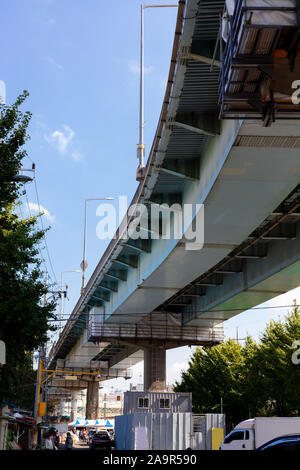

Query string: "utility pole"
[34, 275, 68, 423]
[103, 393, 107, 420]
[34, 274, 49, 423]
[234, 326, 246, 344]
[34, 353, 42, 420]
[43, 274, 48, 426]
[48, 287, 68, 335]
[60, 270, 80, 333]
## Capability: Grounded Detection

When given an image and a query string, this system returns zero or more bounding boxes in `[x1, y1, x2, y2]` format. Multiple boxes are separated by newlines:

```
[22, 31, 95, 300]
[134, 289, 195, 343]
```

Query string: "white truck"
[220, 417, 300, 450]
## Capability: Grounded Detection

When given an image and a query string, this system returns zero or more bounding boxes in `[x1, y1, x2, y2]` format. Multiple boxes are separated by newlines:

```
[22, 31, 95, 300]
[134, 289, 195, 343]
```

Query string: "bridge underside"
[160, 185, 300, 326]
[48, 0, 300, 395]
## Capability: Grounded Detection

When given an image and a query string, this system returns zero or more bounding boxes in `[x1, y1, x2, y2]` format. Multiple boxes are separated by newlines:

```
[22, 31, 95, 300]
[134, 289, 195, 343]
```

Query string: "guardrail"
[48, 0, 187, 366]
[88, 322, 224, 345]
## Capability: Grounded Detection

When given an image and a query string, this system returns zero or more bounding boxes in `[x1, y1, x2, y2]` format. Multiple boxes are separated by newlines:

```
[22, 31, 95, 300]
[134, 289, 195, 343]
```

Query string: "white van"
[220, 417, 300, 450]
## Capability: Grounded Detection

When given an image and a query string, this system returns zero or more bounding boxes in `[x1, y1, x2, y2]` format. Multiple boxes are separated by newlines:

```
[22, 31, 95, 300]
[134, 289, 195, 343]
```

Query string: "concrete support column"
[144, 347, 166, 392]
[60, 399, 65, 416]
[70, 391, 78, 421]
[86, 380, 99, 419]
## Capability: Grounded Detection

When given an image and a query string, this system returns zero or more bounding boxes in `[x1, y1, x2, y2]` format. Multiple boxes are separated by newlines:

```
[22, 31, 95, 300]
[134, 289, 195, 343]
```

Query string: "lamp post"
[136, 3, 178, 182]
[81, 197, 114, 294]
[60, 270, 81, 333]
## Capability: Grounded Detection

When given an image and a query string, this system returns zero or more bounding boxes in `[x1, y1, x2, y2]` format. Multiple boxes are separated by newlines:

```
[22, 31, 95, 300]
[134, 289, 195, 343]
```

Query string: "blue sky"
[2, 0, 299, 390]
[2, 0, 178, 316]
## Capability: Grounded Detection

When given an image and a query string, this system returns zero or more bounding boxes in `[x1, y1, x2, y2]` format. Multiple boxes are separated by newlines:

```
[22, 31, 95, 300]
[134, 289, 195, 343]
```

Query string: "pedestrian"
[79, 430, 82, 441]
[45, 433, 55, 450]
[65, 432, 73, 450]
[54, 432, 60, 449]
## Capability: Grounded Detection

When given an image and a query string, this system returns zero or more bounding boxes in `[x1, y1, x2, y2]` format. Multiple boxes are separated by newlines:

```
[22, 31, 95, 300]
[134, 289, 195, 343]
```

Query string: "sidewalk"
[58, 442, 90, 450]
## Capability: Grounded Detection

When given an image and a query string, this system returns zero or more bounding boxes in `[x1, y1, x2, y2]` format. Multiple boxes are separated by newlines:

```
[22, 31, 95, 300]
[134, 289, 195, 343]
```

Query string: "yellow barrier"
[38, 402, 46, 417]
[212, 427, 224, 450]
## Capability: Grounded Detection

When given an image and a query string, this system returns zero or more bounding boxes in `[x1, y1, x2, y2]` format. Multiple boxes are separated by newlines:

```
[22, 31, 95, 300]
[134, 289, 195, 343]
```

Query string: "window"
[159, 398, 170, 409]
[224, 430, 244, 444]
[245, 430, 249, 440]
[138, 397, 149, 409]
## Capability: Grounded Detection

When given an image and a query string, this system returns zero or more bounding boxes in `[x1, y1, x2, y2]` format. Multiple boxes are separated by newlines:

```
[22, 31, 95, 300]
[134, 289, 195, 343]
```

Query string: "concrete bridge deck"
[48, 0, 300, 400]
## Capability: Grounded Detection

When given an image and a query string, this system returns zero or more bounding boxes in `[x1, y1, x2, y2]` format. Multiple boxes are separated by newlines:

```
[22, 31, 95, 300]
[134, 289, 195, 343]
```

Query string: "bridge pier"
[70, 391, 78, 421]
[60, 399, 65, 416]
[86, 380, 99, 419]
[144, 347, 166, 392]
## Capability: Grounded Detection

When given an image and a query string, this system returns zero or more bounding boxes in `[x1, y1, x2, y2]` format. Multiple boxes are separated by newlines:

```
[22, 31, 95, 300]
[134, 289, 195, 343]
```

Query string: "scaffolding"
[219, 0, 300, 125]
[87, 311, 223, 347]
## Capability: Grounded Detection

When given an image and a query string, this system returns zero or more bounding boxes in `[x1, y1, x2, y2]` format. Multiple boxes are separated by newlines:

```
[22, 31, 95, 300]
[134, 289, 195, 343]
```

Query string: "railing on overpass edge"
[49, 0, 188, 364]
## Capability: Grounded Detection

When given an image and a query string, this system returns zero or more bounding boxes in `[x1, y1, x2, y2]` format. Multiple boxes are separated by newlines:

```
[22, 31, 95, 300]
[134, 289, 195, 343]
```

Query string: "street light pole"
[81, 198, 114, 294]
[137, 4, 145, 181]
[136, 3, 178, 182]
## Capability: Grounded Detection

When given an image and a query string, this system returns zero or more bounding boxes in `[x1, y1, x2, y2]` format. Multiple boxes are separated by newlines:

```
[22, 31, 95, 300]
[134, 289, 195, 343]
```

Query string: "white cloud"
[167, 361, 189, 386]
[71, 150, 82, 162]
[170, 361, 189, 376]
[44, 124, 82, 162]
[43, 56, 63, 70]
[27, 202, 55, 223]
[50, 125, 75, 153]
[129, 60, 153, 75]
[0, 80, 6, 105]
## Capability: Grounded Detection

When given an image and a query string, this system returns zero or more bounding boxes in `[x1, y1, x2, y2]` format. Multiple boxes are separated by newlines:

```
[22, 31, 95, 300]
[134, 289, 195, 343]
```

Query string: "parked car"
[257, 434, 300, 451]
[90, 431, 112, 450]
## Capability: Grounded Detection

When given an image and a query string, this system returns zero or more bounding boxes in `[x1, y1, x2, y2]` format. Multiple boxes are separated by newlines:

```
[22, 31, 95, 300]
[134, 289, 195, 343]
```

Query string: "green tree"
[174, 303, 300, 427]
[174, 340, 248, 428]
[0, 91, 57, 410]
[239, 337, 266, 418]
[254, 301, 300, 416]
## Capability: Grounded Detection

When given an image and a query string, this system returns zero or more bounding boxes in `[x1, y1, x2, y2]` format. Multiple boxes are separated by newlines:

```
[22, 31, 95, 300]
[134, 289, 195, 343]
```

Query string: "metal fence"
[88, 321, 223, 345]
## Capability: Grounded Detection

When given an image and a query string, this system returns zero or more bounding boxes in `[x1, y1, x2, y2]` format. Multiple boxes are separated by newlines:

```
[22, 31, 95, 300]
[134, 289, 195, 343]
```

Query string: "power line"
[19, 156, 57, 285]
[24, 189, 49, 278]
[47, 303, 300, 323]
[33, 177, 58, 285]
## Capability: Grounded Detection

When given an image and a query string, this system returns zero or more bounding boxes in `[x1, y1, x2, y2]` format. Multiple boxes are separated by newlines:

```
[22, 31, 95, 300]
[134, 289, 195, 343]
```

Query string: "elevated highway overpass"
[48, 0, 300, 416]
